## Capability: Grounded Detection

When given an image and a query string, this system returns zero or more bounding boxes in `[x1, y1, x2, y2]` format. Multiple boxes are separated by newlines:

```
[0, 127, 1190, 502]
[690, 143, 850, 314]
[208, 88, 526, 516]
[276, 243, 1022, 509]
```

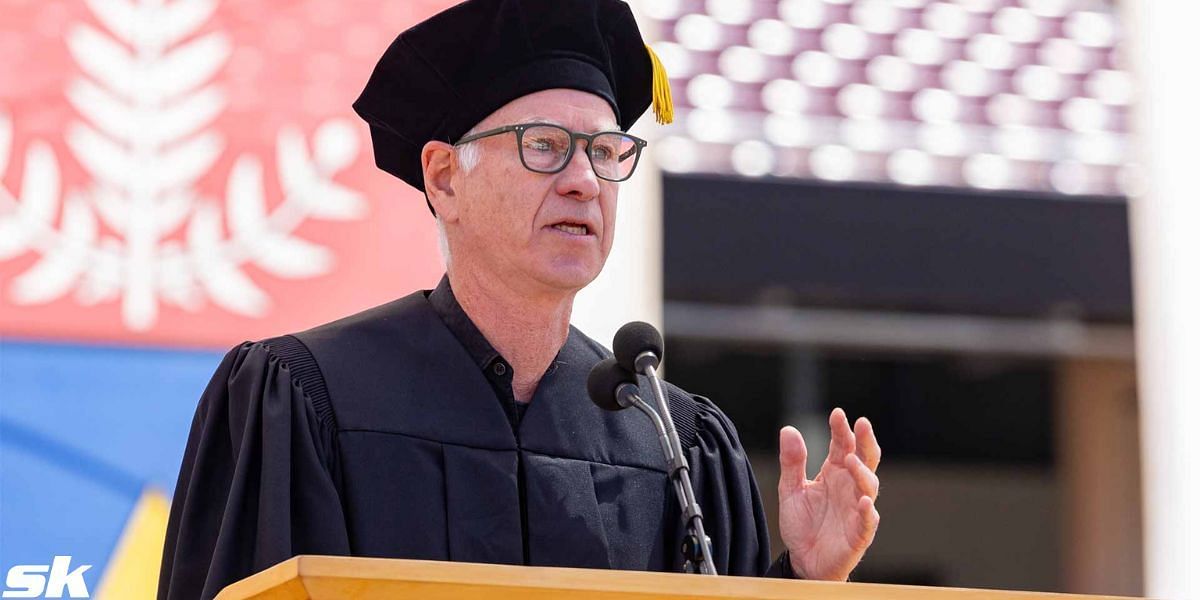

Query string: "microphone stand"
[629, 351, 718, 576]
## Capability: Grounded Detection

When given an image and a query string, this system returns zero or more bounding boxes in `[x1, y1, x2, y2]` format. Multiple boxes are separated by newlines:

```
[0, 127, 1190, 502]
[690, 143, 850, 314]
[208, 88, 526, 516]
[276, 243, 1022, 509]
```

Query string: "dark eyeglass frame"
[454, 123, 648, 182]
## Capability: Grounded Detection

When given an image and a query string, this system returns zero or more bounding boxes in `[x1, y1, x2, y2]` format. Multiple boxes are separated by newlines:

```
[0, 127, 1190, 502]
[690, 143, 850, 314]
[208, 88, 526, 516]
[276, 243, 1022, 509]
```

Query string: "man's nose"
[555, 139, 601, 201]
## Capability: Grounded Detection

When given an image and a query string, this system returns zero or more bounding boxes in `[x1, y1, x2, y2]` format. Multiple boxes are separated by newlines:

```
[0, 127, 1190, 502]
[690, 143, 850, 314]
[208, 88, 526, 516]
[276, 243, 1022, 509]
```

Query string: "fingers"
[845, 453, 880, 501]
[856, 495, 881, 549]
[827, 408, 856, 465]
[778, 426, 809, 494]
[854, 417, 882, 472]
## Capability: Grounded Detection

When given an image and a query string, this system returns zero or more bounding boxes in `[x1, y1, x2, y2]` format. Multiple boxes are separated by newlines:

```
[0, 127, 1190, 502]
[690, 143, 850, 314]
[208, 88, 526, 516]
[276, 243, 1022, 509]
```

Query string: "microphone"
[586, 357, 638, 411]
[613, 321, 663, 372]
[588, 357, 676, 462]
[607, 322, 717, 576]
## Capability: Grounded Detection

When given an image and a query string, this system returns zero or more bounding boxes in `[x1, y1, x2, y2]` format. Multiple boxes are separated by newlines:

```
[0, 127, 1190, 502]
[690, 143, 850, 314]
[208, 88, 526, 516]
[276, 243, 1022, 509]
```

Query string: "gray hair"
[454, 122, 485, 173]
[436, 216, 451, 266]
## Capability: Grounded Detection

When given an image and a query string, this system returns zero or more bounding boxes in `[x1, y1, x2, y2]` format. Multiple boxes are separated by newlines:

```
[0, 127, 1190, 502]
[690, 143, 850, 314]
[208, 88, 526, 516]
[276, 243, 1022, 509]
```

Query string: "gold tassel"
[644, 44, 674, 125]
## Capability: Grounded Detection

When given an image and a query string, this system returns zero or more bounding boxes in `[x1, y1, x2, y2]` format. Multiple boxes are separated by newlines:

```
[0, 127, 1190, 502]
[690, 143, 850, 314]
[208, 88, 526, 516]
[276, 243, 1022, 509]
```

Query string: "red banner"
[0, 0, 456, 348]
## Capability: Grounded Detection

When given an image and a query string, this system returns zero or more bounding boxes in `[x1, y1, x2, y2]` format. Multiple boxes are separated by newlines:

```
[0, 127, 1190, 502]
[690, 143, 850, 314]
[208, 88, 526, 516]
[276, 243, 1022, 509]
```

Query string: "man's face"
[451, 88, 622, 295]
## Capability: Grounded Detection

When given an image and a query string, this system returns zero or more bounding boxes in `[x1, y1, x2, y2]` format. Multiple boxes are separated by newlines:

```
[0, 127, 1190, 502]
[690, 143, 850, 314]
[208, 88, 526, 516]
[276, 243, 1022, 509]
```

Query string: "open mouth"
[550, 222, 592, 236]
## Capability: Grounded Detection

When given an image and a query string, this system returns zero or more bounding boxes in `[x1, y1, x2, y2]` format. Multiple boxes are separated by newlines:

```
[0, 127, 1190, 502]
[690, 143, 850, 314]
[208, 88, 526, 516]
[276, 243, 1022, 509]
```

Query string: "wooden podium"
[216, 556, 1137, 600]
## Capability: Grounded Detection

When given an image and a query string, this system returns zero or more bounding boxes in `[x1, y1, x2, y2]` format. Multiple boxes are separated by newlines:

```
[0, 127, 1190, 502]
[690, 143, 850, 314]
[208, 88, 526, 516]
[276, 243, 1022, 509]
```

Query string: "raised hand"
[777, 408, 882, 581]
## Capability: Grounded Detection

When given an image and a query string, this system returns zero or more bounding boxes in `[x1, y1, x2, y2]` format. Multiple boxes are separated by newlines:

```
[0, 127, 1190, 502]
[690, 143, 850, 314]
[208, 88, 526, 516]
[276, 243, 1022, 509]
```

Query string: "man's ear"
[421, 140, 460, 222]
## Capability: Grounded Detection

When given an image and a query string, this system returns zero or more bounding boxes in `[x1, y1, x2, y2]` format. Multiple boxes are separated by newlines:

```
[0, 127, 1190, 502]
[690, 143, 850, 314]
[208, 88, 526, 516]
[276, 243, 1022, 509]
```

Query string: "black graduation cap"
[352, 0, 673, 194]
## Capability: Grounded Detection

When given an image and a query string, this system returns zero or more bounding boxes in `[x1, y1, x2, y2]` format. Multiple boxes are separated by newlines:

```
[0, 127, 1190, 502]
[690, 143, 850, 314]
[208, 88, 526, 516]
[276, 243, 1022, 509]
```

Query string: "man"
[157, 1, 881, 598]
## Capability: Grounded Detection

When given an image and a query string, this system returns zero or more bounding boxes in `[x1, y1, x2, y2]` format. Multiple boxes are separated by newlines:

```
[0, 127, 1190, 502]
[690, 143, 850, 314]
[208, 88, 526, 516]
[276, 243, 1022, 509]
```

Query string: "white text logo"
[2, 557, 91, 599]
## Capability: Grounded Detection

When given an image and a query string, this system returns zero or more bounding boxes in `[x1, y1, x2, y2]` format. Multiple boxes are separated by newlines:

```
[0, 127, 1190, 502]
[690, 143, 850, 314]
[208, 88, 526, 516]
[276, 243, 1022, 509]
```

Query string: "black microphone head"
[613, 321, 664, 372]
[587, 357, 637, 411]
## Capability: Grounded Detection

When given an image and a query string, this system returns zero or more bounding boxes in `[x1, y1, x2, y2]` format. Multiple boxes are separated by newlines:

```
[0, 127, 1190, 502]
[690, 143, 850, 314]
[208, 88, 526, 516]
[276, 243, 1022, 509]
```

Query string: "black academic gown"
[158, 289, 782, 600]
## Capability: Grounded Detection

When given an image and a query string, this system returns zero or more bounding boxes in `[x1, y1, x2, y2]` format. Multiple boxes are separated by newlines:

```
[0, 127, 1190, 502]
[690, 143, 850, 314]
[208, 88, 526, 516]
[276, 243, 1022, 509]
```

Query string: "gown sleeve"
[669, 390, 799, 578]
[157, 341, 351, 600]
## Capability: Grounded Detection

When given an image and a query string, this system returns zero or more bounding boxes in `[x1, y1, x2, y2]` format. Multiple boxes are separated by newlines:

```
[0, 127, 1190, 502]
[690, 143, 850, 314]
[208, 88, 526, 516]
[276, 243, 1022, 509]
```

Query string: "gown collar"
[427, 274, 503, 372]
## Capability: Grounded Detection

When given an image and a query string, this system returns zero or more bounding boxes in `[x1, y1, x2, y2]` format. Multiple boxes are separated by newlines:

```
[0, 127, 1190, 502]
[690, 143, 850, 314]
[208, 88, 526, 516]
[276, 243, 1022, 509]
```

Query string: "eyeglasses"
[454, 123, 648, 182]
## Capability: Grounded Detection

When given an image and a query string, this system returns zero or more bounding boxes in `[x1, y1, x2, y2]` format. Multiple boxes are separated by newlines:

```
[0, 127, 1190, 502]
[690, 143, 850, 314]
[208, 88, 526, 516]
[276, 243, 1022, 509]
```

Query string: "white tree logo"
[0, 0, 366, 331]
